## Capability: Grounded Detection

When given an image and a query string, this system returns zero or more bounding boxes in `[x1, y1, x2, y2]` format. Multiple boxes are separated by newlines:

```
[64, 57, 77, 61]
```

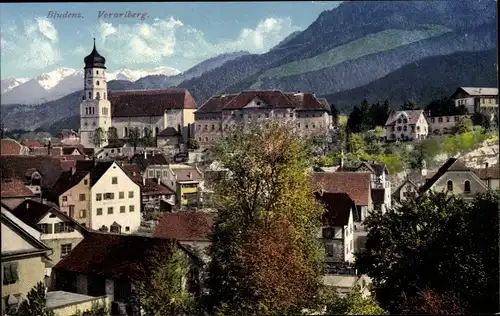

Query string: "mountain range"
[1, 0, 497, 132]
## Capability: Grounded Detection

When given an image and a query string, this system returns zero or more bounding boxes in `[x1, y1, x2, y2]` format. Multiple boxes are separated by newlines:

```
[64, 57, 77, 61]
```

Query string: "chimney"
[142, 177, 146, 186]
[144, 151, 147, 159]
[157, 177, 161, 185]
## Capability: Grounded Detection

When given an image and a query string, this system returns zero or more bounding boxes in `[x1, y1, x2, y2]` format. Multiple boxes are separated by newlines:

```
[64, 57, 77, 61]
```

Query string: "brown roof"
[139, 179, 175, 196]
[110, 88, 198, 117]
[50, 170, 88, 197]
[311, 172, 371, 206]
[356, 161, 388, 176]
[153, 212, 214, 241]
[120, 163, 143, 181]
[0, 179, 35, 198]
[21, 140, 42, 148]
[385, 110, 425, 126]
[61, 147, 83, 155]
[316, 192, 355, 226]
[30, 146, 63, 156]
[54, 232, 187, 280]
[1, 139, 23, 155]
[157, 127, 182, 137]
[0, 156, 64, 188]
[371, 189, 385, 204]
[196, 90, 329, 114]
[173, 167, 203, 182]
[472, 166, 500, 180]
[132, 153, 169, 170]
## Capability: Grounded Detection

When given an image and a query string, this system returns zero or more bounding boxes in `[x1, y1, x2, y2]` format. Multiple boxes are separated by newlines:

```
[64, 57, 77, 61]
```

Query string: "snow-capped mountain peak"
[1, 65, 180, 105]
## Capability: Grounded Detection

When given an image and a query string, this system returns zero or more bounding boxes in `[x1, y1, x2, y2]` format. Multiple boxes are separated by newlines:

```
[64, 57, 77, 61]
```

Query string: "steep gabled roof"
[311, 172, 371, 206]
[153, 212, 214, 241]
[385, 110, 425, 126]
[110, 88, 197, 117]
[50, 170, 89, 197]
[196, 94, 238, 113]
[0, 139, 23, 155]
[316, 192, 355, 227]
[1, 179, 36, 198]
[157, 127, 182, 138]
[456, 87, 498, 97]
[132, 153, 169, 170]
[0, 156, 64, 188]
[88, 161, 114, 186]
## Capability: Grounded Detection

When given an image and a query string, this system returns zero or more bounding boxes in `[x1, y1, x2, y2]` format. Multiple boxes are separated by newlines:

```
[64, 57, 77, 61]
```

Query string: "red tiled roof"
[0, 179, 35, 198]
[110, 88, 198, 117]
[153, 212, 214, 241]
[54, 232, 181, 280]
[21, 140, 42, 148]
[472, 166, 500, 179]
[311, 172, 371, 206]
[385, 110, 425, 126]
[1, 139, 23, 155]
[120, 163, 143, 181]
[0, 156, 64, 188]
[196, 90, 329, 114]
[30, 146, 63, 156]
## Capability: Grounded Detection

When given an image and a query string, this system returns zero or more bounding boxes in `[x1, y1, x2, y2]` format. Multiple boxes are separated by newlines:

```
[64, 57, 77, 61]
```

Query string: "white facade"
[385, 111, 428, 141]
[319, 210, 355, 264]
[79, 48, 111, 149]
[37, 213, 84, 241]
[89, 162, 141, 233]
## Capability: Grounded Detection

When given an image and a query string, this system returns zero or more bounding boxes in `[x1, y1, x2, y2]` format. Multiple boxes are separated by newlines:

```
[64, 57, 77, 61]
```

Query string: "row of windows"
[37, 222, 75, 234]
[430, 116, 461, 124]
[123, 126, 160, 137]
[83, 91, 106, 100]
[196, 112, 325, 121]
[390, 125, 427, 132]
[96, 191, 135, 201]
[447, 180, 471, 193]
[96, 205, 135, 215]
[86, 79, 105, 86]
[197, 121, 323, 134]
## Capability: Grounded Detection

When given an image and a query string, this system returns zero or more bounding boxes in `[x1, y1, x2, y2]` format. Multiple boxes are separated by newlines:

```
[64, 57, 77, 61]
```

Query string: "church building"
[79, 41, 197, 149]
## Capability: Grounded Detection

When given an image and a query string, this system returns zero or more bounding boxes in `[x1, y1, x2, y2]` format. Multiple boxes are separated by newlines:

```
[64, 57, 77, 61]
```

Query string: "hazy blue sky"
[0, 2, 342, 78]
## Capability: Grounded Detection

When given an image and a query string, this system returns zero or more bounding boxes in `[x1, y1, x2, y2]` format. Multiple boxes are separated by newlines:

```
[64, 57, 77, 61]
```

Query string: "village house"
[384, 110, 428, 141]
[0, 156, 64, 199]
[1, 207, 51, 314]
[353, 161, 391, 212]
[1, 179, 37, 210]
[164, 164, 204, 207]
[51, 232, 202, 314]
[156, 127, 183, 150]
[10, 200, 87, 285]
[316, 192, 355, 264]
[0, 139, 30, 156]
[194, 90, 332, 148]
[153, 212, 214, 261]
[311, 172, 372, 222]
[451, 87, 499, 116]
[95, 141, 129, 160]
[131, 151, 170, 178]
[420, 158, 489, 198]
[392, 179, 420, 205]
[473, 163, 499, 191]
[57, 129, 80, 146]
[427, 113, 470, 136]
[139, 177, 176, 214]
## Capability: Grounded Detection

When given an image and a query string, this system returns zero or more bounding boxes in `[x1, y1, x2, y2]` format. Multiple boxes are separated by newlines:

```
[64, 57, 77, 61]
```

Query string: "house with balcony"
[163, 164, 204, 207]
[138, 177, 176, 214]
[384, 110, 428, 141]
[316, 192, 355, 264]
[420, 158, 489, 198]
[1, 207, 51, 314]
[311, 172, 372, 222]
[451, 87, 498, 116]
[354, 161, 391, 212]
[51, 232, 202, 314]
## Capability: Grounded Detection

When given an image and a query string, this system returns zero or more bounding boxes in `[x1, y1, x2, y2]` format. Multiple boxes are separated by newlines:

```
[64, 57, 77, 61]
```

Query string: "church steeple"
[84, 38, 106, 69]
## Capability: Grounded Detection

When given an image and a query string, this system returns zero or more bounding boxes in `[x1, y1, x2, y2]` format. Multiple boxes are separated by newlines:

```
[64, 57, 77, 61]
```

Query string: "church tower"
[79, 39, 111, 149]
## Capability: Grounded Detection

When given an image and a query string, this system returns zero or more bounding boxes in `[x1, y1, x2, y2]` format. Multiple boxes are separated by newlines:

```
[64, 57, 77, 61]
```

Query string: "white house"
[316, 192, 355, 264]
[451, 87, 498, 115]
[355, 162, 391, 212]
[384, 110, 428, 141]
[89, 161, 141, 234]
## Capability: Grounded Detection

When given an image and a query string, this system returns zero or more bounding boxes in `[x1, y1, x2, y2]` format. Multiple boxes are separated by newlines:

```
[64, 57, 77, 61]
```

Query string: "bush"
[187, 138, 200, 150]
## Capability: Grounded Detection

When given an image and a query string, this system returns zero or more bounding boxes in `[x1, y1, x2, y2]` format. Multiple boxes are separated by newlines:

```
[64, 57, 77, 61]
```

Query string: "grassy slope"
[250, 24, 451, 89]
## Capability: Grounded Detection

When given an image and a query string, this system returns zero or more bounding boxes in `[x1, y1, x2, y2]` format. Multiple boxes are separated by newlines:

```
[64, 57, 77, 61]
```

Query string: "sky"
[0, 1, 343, 79]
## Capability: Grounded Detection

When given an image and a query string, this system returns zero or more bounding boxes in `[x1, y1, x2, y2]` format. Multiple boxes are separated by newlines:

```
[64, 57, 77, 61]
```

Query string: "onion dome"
[84, 38, 106, 69]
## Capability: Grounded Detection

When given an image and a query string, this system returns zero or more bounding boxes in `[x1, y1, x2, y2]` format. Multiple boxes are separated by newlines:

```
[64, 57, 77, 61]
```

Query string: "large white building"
[78, 41, 197, 150]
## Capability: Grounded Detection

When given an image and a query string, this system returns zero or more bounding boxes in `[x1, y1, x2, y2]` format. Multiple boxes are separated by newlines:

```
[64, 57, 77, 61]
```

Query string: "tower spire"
[93, 37, 96, 49]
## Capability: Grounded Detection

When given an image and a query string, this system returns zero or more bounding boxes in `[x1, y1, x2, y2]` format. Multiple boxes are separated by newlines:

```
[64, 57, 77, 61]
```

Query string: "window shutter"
[11, 263, 19, 282]
[47, 224, 53, 234]
[3, 264, 12, 284]
[69, 223, 75, 232]
[53, 223, 59, 233]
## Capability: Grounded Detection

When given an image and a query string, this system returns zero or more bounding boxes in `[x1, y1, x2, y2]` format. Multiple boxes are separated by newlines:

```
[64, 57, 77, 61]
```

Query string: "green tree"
[93, 127, 105, 148]
[347, 106, 363, 134]
[14, 281, 54, 316]
[330, 103, 340, 125]
[451, 118, 473, 134]
[107, 126, 118, 144]
[187, 138, 200, 150]
[201, 121, 324, 316]
[401, 99, 418, 111]
[71, 301, 110, 316]
[356, 192, 499, 314]
[424, 97, 455, 116]
[127, 127, 141, 152]
[131, 244, 191, 316]
[322, 286, 387, 315]
[471, 112, 491, 131]
[142, 127, 155, 147]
